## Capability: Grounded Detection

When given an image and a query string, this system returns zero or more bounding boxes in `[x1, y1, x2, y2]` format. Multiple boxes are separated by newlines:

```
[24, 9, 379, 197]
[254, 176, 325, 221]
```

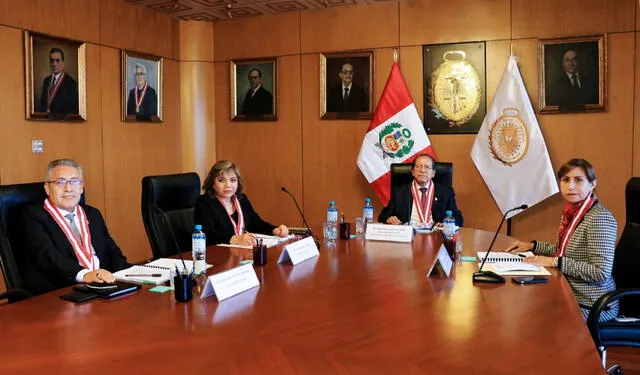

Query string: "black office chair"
[587, 177, 640, 374]
[141, 173, 201, 259]
[390, 161, 453, 189]
[0, 182, 47, 303]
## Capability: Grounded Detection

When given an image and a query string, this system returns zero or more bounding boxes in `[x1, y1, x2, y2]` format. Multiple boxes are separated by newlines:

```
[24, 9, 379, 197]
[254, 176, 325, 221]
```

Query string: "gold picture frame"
[230, 58, 277, 121]
[122, 50, 163, 122]
[24, 31, 86, 121]
[320, 51, 374, 120]
[538, 35, 606, 114]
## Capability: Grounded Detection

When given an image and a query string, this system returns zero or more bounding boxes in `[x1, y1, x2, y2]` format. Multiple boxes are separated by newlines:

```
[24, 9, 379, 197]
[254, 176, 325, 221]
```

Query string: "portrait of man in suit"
[322, 52, 372, 119]
[123, 52, 162, 122]
[232, 59, 276, 120]
[126, 62, 158, 120]
[39, 47, 79, 116]
[541, 37, 604, 113]
[241, 68, 273, 115]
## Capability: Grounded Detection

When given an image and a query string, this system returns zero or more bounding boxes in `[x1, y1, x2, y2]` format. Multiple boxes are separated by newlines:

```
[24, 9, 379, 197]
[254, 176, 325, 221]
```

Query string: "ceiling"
[125, 0, 395, 22]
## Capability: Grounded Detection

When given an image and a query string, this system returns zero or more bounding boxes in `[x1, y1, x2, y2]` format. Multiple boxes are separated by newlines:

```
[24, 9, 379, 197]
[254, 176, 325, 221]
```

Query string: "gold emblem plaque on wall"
[423, 42, 486, 134]
[429, 50, 481, 126]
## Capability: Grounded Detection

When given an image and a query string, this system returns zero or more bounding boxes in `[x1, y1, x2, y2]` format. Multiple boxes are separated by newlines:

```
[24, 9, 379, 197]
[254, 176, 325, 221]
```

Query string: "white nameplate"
[278, 236, 319, 265]
[364, 223, 413, 242]
[426, 245, 453, 278]
[201, 263, 259, 301]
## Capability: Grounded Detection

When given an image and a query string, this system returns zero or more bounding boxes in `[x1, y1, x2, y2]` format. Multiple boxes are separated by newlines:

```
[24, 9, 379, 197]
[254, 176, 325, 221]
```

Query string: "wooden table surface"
[0, 228, 603, 374]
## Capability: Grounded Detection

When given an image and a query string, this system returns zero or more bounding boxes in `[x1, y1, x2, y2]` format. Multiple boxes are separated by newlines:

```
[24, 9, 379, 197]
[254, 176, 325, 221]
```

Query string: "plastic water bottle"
[362, 198, 374, 223]
[192, 224, 207, 276]
[327, 201, 338, 223]
[443, 210, 456, 241]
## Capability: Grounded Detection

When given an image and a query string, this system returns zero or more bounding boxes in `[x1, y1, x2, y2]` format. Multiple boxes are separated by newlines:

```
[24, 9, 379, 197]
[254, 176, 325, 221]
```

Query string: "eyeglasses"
[47, 178, 83, 186]
[340, 70, 354, 76]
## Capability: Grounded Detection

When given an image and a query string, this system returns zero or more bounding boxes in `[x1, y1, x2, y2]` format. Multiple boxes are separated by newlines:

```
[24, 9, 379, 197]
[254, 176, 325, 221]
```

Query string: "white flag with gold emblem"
[471, 56, 558, 218]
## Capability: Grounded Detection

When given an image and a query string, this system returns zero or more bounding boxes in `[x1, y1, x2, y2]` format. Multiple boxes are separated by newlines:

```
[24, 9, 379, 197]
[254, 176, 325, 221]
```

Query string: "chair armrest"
[0, 288, 31, 304]
[587, 288, 640, 347]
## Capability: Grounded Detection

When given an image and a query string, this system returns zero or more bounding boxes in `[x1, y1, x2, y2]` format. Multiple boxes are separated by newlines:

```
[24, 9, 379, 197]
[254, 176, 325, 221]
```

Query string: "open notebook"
[476, 251, 534, 262]
[113, 258, 213, 285]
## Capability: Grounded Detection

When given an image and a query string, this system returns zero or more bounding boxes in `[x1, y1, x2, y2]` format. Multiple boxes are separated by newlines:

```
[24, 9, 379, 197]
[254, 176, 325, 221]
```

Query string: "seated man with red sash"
[17, 159, 130, 295]
[378, 154, 463, 227]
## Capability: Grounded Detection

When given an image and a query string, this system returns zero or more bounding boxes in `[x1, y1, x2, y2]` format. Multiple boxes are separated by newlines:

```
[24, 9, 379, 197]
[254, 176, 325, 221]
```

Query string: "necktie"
[51, 76, 57, 88]
[65, 213, 82, 241]
[571, 74, 578, 88]
[420, 187, 428, 215]
[344, 87, 349, 100]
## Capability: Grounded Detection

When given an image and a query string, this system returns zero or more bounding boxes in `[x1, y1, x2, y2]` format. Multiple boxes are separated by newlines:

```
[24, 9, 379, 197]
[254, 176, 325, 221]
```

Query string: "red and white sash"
[217, 195, 245, 236]
[134, 82, 148, 113]
[43, 199, 95, 270]
[410, 180, 434, 223]
[47, 73, 65, 112]
[556, 194, 596, 257]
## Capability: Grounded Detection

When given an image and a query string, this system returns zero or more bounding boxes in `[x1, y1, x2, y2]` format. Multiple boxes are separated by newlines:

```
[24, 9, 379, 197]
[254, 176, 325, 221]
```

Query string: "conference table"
[0, 228, 604, 374]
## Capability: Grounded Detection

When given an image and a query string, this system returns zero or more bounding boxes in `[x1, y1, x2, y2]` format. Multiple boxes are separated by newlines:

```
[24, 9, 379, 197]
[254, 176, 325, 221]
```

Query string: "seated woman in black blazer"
[194, 160, 288, 246]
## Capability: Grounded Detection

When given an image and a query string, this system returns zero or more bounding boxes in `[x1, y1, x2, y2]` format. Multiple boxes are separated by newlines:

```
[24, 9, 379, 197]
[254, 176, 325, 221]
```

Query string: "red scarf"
[555, 193, 596, 256]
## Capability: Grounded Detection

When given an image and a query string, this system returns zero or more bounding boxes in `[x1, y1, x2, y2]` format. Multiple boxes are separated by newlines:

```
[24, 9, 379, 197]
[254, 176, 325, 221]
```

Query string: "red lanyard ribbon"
[217, 195, 245, 236]
[43, 199, 95, 270]
[411, 180, 434, 223]
[47, 73, 65, 111]
[134, 82, 148, 113]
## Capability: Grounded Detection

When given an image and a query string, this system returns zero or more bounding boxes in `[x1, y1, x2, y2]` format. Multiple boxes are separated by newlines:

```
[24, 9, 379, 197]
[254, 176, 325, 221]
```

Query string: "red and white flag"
[357, 62, 435, 205]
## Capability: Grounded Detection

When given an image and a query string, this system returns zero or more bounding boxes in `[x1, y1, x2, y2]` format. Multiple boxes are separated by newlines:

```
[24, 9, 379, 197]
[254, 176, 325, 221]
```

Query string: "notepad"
[114, 258, 213, 285]
[476, 251, 534, 263]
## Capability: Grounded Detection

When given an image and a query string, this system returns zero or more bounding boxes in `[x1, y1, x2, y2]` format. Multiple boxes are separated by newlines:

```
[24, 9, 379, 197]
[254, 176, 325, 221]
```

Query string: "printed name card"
[278, 236, 319, 265]
[201, 263, 260, 301]
[364, 223, 413, 243]
[426, 245, 453, 278]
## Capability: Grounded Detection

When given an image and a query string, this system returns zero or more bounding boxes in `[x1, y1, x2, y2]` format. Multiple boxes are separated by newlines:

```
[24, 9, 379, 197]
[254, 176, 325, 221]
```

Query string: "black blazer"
[194, 193, 276, 245]
[327, 84, 368, 113]
[39, 74, 79, 115]
[549, 73, 598, 111]
[16, 204, 130, 295]
[378, 182, 463, 226]
[241, 86, 273, 115]
[127, 85, 158, 118]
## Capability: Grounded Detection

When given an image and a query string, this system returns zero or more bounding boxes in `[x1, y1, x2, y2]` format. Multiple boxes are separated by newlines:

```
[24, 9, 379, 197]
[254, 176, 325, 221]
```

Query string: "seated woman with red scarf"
[506, 158, 618, 322]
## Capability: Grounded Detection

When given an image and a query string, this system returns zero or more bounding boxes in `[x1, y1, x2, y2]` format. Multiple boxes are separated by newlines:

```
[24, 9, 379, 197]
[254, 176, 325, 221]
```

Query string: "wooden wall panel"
[0, 0, 100, 43]
[214, 55, 303, 229]
[300, 2, 399, 54]
[99, 0, 178, 59]
[179, 21, 216, 179]
[399, 0, 510, 46]
[213, 13, 301, 61]
[512, 0, 635, 39]
[100, 46, 182, 264]
[0, 26, 106, 211]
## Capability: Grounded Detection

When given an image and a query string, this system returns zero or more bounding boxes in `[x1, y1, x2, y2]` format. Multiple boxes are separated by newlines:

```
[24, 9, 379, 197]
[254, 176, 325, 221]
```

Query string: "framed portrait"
[423, 42, 486, 134]
[320, 51, 374, 120]
[538, 35, 606, 114]
[230, 58, 277, 121]
[122, 51, 163, 122]
[24, 31, 86, 121]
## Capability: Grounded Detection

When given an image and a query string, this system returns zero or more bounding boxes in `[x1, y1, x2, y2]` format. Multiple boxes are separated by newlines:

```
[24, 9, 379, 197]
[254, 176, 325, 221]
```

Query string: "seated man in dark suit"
[327, 62, 368, 113]
[378, 154, 463, 227]
[17, 159, 130, 295]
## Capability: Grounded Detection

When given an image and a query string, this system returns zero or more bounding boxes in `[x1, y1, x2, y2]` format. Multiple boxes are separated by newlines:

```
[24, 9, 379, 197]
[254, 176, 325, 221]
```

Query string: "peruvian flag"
[357, 62, 435, 205]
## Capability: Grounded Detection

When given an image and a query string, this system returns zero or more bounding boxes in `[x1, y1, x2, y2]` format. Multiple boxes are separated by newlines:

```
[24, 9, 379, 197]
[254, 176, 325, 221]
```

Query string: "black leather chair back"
[612, 177, 640, 316]
[0, 183, 47, 290]
[141, 173, 201, 259]
[390, 162, 453, 189]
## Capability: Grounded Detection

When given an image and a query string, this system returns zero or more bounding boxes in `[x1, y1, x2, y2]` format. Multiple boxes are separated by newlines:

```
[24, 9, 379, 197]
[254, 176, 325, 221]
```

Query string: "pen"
[517, 253, 527, 258]
[125, 273, 163, 277]
[175, 264, 183, 279]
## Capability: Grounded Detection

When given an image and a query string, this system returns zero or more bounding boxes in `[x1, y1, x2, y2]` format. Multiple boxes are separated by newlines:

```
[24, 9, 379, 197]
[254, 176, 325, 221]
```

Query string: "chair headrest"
[626, 177, 640, 224]
[141, 173, 201, 212]
[390, 162, 453, 188]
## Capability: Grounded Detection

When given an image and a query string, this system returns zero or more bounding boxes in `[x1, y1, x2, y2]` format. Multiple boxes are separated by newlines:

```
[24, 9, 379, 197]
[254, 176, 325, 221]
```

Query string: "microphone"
[473, 204, 528, 284]
[280, 187, 320, 249]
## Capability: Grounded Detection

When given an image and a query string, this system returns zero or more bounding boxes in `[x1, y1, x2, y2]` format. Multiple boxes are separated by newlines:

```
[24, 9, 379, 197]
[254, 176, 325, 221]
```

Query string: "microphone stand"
[473, 204, 528, 284]
[280, 187, 321, 249]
